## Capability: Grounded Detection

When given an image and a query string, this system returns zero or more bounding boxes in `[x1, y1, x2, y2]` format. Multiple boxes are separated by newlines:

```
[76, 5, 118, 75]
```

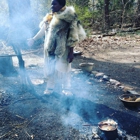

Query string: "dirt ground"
[75, 33, 140, 92]
[0, 33, 140, 140]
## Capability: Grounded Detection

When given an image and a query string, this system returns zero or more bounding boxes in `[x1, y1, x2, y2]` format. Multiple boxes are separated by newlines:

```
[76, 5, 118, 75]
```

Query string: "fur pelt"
[44, 6, 86, 58]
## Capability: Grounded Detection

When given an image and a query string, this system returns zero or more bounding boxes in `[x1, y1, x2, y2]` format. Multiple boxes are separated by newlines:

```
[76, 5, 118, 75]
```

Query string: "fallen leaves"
[77, 34, 140, 58]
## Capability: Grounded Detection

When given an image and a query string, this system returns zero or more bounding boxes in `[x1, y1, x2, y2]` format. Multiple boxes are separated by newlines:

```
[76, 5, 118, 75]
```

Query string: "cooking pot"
[98, 119, 118, 140]
[119, 94, 140, 107]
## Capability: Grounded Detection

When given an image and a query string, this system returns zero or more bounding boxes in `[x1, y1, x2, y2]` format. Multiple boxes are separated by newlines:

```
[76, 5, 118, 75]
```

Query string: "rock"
[123, 86, 133, 92]
[31, 79, 44, 85]
[91, 71, 98, 76]
[109, 79, 117, 84]
[127, 90, 140, 95]
[72, 69, 83, 74]
[119, 85, 124, 89]
[102, 75, 109, 81]
[95, 72, 104, 79]
[115, 82, 121, 86]
[74, 50, 82, 56]
[109, 79, 121, 86]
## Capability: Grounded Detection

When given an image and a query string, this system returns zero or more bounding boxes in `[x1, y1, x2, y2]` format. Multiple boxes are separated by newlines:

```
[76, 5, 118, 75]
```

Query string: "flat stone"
[109, 79, 121, 86]
[102, 75, 109, 81]
[123, 86, 133, 92]
[127, 90, 140, 95]
[91, 71, 98, 76]
[95, 72, 104, 78]
[119, 85, 125, 89]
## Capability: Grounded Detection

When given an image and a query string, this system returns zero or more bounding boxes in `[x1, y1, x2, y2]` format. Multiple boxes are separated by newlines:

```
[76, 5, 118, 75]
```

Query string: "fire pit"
[91, 118, 138, 140]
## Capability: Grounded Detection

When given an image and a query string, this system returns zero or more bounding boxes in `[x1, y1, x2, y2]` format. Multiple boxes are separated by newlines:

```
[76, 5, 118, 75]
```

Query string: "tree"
[134, 0, 140, 27]
[104, 0, 110, 31]
[6, 0, 34, 82]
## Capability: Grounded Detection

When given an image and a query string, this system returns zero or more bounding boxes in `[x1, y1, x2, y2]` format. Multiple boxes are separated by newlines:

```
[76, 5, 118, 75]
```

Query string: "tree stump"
[0, 57, 16, 76]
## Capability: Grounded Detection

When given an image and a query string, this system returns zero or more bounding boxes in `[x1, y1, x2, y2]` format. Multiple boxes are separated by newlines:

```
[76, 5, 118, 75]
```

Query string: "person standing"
[27, 0, 86, 95]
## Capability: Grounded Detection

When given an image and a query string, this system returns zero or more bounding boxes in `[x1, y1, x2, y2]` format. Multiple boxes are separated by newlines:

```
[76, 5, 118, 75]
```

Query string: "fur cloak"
[44, 6, 86, 58]
[34, 6, 87, 74]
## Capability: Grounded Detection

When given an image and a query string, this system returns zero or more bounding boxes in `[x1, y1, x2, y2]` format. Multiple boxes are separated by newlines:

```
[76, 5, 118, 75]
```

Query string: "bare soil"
[74, 34, 140, 92]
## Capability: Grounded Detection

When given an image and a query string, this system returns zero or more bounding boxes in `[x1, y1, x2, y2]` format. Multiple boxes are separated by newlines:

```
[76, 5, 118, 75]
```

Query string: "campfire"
[0, 38, 140, 140]
[90, 119, 138, 140]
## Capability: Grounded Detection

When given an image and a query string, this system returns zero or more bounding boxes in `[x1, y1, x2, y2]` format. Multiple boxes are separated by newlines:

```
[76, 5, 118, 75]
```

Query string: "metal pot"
[98, 120, 118, 140]
[119, 94, 140, 107]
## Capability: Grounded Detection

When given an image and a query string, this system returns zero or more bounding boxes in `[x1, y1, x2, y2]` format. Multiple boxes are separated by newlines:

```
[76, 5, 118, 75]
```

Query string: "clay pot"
[79, 63, 94, 72]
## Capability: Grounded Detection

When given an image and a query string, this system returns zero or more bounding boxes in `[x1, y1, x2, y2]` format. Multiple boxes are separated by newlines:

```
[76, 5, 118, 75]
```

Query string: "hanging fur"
[43, 6, 86, 58]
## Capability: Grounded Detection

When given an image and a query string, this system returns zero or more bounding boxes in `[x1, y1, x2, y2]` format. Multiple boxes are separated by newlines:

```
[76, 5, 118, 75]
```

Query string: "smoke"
[0, 1, 9, 40]
[59, 70, 100, 128]
[0, 0, 50, 75]
[0, 0, 51, 48]
[0, 0, 104, 136]
[6, 0, 35, 47]
[61, 112, 83, 127]
[0, 1, 98, 138]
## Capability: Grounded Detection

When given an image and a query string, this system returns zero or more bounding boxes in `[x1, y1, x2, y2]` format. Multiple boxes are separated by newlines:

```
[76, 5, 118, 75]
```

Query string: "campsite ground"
[74, 33, 140, 92]
[0, 33, 140, 139]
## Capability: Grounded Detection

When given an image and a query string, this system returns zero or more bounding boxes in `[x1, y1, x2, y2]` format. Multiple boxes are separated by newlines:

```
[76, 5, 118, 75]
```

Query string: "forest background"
[0, 0, 140, 40]
[0, 0, 140, 92]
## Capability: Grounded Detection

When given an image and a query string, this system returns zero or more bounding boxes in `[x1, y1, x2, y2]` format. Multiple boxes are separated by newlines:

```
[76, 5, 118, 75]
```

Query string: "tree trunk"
[135, 0, 140, 27]
[104, 0, 110, 32]
[6, 0, 32, 82]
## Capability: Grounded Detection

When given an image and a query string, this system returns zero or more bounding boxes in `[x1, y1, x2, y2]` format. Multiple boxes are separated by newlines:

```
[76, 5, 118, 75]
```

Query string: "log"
[120, 27, 140, 32]
[102, 32, 116, 37]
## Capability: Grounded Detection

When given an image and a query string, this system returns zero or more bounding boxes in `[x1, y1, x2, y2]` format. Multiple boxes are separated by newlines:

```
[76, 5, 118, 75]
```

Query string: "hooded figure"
[28, 0, 86, 95]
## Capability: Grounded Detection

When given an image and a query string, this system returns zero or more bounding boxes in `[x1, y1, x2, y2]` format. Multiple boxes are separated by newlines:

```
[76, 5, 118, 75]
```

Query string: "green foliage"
[96, 0, 104, 12]
[75, 6, 93, 27]
[67, 1, 101, 29]
[135, 30, 140, 35]
[1, 0, 139, 33]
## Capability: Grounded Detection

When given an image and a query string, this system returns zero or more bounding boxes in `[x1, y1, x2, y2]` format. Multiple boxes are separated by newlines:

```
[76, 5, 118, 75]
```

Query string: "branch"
[120, 27, 140, 32]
